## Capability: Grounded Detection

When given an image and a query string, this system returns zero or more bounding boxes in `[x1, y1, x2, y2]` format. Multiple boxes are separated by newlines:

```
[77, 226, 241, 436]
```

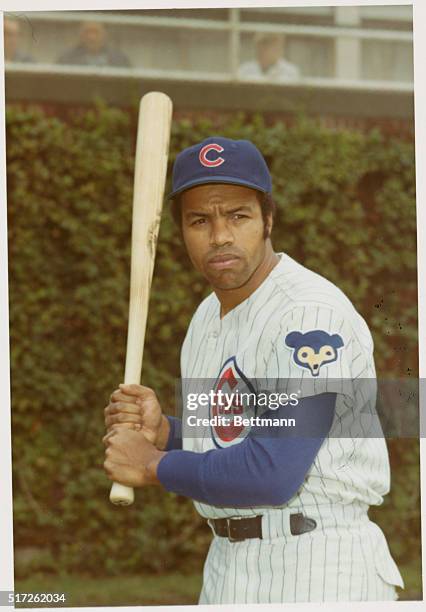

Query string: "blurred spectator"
[239, 33, 300, 81]
[4, 17, 33, 62]
[56, 21, 130, 67]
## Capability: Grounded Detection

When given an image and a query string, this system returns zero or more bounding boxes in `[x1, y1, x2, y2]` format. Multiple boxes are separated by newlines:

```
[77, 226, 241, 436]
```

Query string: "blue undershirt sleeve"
[157, 392, 336, 507]
[165, 416, 183, 451]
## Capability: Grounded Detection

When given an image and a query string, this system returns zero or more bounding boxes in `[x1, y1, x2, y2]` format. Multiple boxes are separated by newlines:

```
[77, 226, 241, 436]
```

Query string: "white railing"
[6, 8, 414, 92]
[5, 62, 413, 95]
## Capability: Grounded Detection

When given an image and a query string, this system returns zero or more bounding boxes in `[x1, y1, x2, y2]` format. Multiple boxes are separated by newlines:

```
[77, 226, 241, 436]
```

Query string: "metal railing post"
[229, 8, 240, 80]
[334, 6, 361, 81]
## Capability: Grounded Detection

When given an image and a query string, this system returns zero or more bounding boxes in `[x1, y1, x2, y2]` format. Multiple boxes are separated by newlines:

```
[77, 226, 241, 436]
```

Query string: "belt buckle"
[226, 517, 241, 543]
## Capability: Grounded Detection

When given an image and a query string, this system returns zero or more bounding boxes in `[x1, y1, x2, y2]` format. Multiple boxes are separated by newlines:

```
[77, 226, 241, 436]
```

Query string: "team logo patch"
[285, 330, 344, 377]
[210, 357, 256, 448]
[199, 143, 225, 168]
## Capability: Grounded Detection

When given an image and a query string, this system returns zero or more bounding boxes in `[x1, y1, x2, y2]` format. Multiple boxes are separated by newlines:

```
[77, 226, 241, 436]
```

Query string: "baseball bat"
[109, 91, 173, 506]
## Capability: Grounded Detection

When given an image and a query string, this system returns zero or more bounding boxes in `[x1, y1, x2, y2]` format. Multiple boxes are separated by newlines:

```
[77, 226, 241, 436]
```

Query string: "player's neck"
[217, 244, 279, 318]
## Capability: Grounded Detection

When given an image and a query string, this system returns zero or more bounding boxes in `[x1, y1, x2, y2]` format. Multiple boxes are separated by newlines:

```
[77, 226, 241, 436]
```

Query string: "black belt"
[208, 513, 317, 542]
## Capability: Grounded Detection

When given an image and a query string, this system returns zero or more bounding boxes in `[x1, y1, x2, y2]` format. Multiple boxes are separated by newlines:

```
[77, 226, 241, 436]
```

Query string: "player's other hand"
[103, 427, 165, 488]
[104, 384, 169, 448]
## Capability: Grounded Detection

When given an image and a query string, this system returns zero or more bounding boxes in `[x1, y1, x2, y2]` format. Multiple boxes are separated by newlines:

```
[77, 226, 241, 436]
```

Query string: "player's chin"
[204, 259, 246, 282]
[206, 270, 249, 290]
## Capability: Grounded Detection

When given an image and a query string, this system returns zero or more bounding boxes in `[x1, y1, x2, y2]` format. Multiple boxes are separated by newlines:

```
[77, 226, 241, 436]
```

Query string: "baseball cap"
[168, 136, 272, 199]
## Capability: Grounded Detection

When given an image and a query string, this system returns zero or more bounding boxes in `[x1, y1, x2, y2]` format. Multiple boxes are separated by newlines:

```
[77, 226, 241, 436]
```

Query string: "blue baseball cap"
[168, 136, 272, 199]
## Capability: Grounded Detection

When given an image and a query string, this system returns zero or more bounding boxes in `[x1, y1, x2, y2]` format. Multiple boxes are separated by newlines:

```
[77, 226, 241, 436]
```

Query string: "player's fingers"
[102, 430, 117, 446]
[105, 412, 143, 429]
[106, 424, 142, 436]
[106, 423, 141, 433]
[105, 402, 142, 416]
[103, 459, 117, 479]
[118, 383, 156, 399]
[104, 464, 142, 488]
[110, 390, 139, 404]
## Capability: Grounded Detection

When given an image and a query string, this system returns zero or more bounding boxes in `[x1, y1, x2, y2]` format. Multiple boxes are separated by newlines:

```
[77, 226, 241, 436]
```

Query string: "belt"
[207, 513, 317, 543]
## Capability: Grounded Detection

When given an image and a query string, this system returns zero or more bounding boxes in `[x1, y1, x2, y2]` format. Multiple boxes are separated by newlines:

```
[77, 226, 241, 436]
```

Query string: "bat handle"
[110, 482, 135, 506]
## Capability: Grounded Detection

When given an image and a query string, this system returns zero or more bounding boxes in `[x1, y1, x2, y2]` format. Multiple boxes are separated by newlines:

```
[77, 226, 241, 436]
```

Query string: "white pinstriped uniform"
[180, 253, 404, 603]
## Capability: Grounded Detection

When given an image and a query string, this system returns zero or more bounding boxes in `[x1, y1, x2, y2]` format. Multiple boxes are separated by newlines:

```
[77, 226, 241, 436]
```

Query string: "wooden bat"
[109, 91, 173, 506]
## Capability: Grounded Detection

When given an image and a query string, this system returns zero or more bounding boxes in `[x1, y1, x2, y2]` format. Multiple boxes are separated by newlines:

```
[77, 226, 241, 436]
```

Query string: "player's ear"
[264, 213, 273, 239]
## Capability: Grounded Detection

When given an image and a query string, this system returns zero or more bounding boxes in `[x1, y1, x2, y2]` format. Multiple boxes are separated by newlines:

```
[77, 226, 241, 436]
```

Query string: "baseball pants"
[198, 504, 402, 604]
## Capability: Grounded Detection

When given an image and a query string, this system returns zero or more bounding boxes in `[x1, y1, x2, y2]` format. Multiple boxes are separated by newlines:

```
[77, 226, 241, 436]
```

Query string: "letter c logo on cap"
[199, 143, 225, 168]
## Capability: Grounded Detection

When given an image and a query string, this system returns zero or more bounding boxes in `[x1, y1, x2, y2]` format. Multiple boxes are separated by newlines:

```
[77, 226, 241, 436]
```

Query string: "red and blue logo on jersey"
[285, 329, 344, 377]
[199, 143, 225, 168]
[210, 357, 257, 448]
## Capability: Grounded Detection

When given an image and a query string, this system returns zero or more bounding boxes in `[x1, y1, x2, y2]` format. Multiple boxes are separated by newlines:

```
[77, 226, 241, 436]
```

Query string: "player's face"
[180, 184, 271, 290]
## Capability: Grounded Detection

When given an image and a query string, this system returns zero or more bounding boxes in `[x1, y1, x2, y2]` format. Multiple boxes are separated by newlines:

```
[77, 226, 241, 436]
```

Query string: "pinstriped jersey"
[180, 252, 391, 520]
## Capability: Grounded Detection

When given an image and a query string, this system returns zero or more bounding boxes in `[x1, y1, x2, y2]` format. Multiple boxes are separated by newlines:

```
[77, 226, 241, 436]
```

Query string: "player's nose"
[209, 218, 233, 247]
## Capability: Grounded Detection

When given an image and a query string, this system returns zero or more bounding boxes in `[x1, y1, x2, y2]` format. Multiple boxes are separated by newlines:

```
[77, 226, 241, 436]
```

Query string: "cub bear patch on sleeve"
[285, 329, 344, 377]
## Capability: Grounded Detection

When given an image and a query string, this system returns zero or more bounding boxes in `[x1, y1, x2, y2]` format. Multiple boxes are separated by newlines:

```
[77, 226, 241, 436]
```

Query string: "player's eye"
[191, 218, 207, 226]
[230, 213, 248, 221]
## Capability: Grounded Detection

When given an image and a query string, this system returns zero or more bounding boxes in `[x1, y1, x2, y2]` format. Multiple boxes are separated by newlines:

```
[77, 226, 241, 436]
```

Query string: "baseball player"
[103, 137, 404, 603]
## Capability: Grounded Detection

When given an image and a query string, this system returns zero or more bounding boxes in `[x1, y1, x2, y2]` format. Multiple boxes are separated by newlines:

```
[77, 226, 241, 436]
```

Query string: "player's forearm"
[156, 442, 290, 506]
[156, 440, 316, 507]
[156, 393, 336, 507]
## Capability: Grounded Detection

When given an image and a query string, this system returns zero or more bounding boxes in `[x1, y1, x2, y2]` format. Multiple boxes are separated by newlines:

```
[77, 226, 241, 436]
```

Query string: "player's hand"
[104, 384, 169, 447]
[103, 428, 165, 488]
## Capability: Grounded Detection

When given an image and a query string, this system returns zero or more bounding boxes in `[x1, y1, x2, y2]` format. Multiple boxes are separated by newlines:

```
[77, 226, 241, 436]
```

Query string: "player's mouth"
[207, 254, 241, 270]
